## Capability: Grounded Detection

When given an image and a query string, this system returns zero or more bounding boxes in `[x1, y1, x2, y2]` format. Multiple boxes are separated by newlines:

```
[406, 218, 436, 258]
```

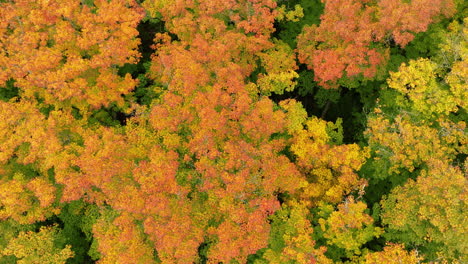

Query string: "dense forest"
[0, 0, 466, 263]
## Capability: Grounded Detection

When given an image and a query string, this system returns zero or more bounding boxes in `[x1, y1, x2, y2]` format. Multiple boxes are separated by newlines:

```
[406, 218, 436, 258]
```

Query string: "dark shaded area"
[270, 83, 370, 144]
[88, 105, 131, 127]
[33, 214, 95, 264]
[0, 79, 19, 101]
[197, 242, 210, 264]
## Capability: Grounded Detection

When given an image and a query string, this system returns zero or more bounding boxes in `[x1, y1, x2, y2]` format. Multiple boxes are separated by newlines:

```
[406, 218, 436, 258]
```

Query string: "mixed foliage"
[0, 0, 466, 263]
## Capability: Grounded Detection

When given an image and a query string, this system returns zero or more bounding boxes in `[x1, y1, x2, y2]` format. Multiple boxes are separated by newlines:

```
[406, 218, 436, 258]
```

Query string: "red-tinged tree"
[375, 0, 456, 46]
[138, 93, 304, 262]
[0, 0, 309, 261]
[296, 0, 456, 88]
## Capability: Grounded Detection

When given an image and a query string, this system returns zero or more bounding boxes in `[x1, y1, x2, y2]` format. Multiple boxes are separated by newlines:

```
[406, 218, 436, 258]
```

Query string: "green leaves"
[1, 226, 74, 264]
[381, 161, 468, 262]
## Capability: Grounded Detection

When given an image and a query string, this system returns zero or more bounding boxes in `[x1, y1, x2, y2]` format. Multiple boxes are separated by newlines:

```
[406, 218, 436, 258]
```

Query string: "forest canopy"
[0, 0, 466, 263]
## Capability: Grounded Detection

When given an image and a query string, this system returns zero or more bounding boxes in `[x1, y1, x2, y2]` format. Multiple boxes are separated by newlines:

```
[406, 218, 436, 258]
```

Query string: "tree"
[1, 0, 464, 263]
[0, 0, 143, 110]
[256, 200, 333, 264]
[132, 0, 315, 261]
[364, 18, 467, 263]
[1, 225, 74, 264]
[363, 243, 423, 264]
[364, 20, 467, 179]
[317, 197, 383, 258]
[296, 0, 456, 88]
[380, 160, 467, 262]
[282, 99, 369, 205]
[90, 210, 155, 264]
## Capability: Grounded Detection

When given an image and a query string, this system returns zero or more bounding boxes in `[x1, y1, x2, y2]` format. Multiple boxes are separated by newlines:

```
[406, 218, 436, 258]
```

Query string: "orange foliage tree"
[296, 0, 456, 88]
[129, 1, 306, 261]
[0, 0, 143, 110]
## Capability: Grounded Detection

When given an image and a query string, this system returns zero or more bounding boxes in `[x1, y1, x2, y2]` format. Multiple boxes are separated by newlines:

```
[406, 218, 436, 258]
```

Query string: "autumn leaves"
[0, 0, 466, 263]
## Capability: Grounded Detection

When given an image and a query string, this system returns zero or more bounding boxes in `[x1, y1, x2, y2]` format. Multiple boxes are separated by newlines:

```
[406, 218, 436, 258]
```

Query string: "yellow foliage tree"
[1, 226, 74, 264]
[284, 101, 369, 204]
[318, 197, 383, 256]
[364, 243, 422, 264]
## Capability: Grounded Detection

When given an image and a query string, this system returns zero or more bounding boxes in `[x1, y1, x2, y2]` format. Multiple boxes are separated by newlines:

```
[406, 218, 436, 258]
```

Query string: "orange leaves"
[296, 0, 386, 88]
[142, 18, 307, 260]
[143, 203, 204, 263]
[0, 0, 144, 109]
[296, 0, 455, 88]
[233, 0, 278, 35]
[376, 0, 455, 47]
[241, 98, 287, 142]
[76, 128, 132, 187]
[207, 206, 272, 263]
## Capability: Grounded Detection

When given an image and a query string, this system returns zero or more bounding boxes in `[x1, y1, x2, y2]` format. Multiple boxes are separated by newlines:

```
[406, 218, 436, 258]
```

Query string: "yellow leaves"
[1, 225, 74, 264]
[257, 40, 299, 95]
[0, 174, 59, 224]
[279, 99, 308, 133]
[141, 0, 177, 19]
[446, 58, 468, 110]
[387, 18, 466, 116]
[387, 58, 459, 116]
[380, 160, 468, 261]
[257, 69, 299, 95]
[443, 19, 468, 110]
[0, 176, 29, 222]
[261, 200, 333, 264]
[366, 19, 467, 189]
[290, 116, 368, 204]
[276, 4, 304, 22]
[92, 211, 156, 264]
[0, 100, 45, 164]
[293, 117, 330, 152]
[364, 243, 422, 264]
[367, 112, 464, 175]
[318, 197, 382, 255]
